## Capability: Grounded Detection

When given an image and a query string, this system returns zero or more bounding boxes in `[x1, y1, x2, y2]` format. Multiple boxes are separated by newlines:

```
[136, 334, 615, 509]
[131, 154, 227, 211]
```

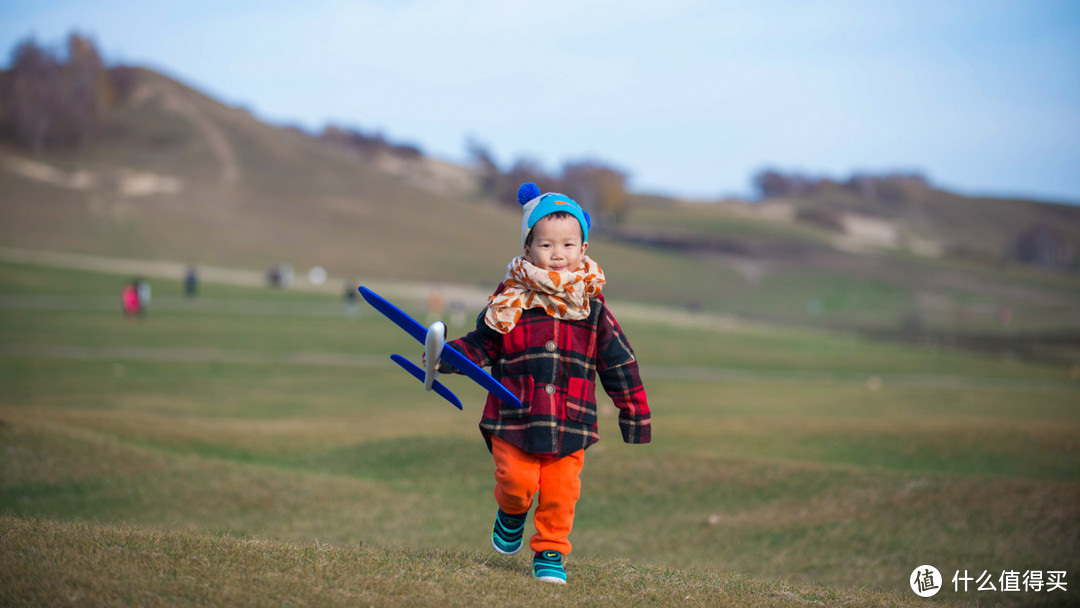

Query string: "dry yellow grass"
[1, 516, 955, 608]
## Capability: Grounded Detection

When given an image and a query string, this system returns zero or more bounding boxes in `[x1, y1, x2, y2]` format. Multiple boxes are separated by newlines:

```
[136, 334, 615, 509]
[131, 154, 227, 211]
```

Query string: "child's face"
[524, 215, 588, 273]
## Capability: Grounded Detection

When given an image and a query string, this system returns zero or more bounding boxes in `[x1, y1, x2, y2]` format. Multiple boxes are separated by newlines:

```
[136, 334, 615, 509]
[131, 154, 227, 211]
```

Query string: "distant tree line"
[0, 33, 136, 152]
[1012, 224, 1077, 270]
[467, 138, 630, 229]
[753, 168, 930, 204]
[317, 124, 423, 162]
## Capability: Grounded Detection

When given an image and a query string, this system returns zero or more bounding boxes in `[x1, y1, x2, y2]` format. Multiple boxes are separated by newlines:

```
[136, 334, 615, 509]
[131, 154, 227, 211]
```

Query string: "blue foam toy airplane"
[359, 286, 523, 410]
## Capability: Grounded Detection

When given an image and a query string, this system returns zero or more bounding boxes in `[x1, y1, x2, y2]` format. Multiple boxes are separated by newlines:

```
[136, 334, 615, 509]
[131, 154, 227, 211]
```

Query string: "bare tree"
[1, 33, 113, 151]
[560, 160, 629, 228]
[4, 37, 61, 151]
[753, 169, 810, 199]
[466, 136, 499, 197]
[63, 33, 108, 144]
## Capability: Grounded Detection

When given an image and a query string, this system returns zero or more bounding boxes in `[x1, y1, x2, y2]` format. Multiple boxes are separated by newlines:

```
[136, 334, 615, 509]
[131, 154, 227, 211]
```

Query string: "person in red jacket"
[122, 281, 141, 318]
[441, 182, 651, 584]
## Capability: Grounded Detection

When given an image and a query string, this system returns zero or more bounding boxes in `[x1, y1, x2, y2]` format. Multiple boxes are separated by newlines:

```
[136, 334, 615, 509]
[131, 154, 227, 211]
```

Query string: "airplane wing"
[390, 354, 463, 410]
[360, 286, 523, 409]
[436, 342, 523, 409]
[359, 286, 427, 343]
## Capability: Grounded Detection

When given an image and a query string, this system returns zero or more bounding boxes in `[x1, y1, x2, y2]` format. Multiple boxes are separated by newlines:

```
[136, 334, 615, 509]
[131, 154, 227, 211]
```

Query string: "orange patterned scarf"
[485, 255, 605, 334]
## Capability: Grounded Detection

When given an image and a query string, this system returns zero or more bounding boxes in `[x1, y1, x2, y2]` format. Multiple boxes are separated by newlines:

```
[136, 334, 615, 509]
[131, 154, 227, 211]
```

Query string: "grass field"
[2, 259, 1078, 606]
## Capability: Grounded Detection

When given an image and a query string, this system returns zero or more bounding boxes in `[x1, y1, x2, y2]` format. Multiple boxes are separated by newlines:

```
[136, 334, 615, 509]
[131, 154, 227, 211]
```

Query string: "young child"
[440, 182, 652, 584]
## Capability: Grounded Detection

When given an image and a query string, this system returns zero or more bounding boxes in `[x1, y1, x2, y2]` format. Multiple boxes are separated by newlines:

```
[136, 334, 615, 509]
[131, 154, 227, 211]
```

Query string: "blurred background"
[1, 2, 1078, 606]
[2, 1, 1079, 338]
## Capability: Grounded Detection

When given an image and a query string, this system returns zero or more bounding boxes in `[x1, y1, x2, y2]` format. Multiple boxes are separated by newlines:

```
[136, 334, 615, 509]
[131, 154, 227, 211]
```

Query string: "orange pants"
[490, 435, 585, 555]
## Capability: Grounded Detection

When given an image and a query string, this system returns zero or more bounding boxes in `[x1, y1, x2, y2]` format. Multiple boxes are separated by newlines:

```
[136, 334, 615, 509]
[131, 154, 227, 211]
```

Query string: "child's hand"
[422, 352, 453, 373]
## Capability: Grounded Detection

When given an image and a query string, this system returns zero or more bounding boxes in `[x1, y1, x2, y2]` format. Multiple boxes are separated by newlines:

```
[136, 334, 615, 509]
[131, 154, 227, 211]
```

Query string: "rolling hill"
[2, 66, 1079, 346]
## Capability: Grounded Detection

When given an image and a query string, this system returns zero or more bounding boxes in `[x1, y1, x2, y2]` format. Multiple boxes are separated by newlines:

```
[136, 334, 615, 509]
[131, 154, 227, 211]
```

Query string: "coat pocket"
[565, 376, 597, 425]
[500, 375, 534, 418]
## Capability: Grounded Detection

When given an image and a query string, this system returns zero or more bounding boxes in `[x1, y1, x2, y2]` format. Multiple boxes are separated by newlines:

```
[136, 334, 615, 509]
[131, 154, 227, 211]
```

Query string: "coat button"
[545, 341, 556, 352]
[545, 384, 556, 395]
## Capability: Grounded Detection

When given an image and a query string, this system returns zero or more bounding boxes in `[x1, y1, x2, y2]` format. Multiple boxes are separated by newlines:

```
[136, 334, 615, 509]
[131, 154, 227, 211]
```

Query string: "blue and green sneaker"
[491, 509, 526, 555]
[532, 550, 567, 584]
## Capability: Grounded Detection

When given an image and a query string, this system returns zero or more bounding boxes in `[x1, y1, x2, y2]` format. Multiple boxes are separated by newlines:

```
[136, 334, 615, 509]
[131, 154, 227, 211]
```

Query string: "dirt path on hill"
[154, 84, 240, 187]
[0, 151, 181, 197]
[0, 245, 470, 300]
[0, 151, 98, 190]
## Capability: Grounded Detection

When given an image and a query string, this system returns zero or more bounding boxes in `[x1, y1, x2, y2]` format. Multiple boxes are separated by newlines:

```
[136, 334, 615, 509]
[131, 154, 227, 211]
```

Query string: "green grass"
[2, 260, 1079, 606]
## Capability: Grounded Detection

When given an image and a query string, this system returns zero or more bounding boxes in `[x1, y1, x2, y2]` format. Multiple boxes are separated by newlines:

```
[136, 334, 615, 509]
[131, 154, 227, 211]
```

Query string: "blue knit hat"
[518, 182, 591, 247]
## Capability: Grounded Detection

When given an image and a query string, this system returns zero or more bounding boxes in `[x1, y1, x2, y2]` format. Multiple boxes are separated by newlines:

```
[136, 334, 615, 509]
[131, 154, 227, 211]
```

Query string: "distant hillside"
[2, 65, 1079, 342]
[0, 66, 521, 282]
[624, 172, 1080, 270]
[748, 171, 1080, 267]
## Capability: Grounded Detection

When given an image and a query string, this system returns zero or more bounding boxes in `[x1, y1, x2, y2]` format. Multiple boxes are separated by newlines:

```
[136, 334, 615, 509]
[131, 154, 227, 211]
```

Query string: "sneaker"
[491, 509, 526, 555]
[532, 550, 567, 584]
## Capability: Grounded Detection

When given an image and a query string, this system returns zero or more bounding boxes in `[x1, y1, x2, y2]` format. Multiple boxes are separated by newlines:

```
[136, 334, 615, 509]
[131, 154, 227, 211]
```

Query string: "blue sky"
[2, 0, 1079, 203]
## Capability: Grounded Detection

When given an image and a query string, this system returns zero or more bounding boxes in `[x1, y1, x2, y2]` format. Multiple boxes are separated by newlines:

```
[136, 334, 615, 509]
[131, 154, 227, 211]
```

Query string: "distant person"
[435, 183, 651, 584]
[184, 266, 199, 299]
[343, 281, 359, 316]
[449, 299, 466, 328]
[277, 263, 294, 288]
[135, 277, 151, 311]
[267, 263, 293, 288]
[122, 281, 141, 318]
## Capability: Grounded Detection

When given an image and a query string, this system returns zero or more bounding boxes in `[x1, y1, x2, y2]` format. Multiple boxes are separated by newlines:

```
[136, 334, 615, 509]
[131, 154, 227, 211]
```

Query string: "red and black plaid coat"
[446, 287, 651, 458]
